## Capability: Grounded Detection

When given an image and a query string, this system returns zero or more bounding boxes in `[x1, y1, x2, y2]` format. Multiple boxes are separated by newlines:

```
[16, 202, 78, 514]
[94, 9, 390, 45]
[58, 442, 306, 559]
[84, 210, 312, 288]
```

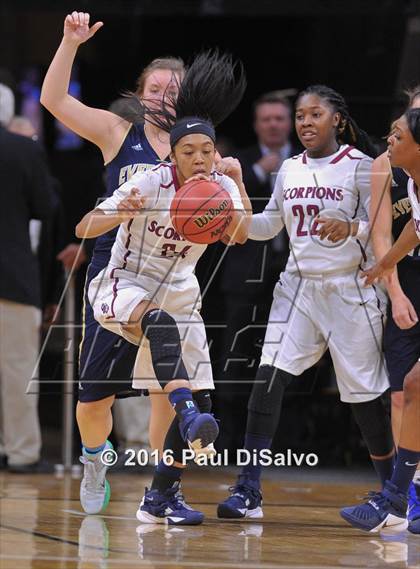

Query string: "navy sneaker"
[408, 480, 420, 534]
[181, 413, 219, 461]
[340, 480, 408, 533]
[136, 482, 204, 525]
[217, 475, 263, 519]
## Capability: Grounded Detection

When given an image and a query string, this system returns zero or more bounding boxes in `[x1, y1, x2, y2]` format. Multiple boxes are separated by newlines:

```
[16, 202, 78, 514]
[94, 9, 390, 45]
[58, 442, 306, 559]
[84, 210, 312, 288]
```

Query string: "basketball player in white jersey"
[341, 108, 420, 533]
[77, 50, 251, 525]
[218, 85, 394, 525]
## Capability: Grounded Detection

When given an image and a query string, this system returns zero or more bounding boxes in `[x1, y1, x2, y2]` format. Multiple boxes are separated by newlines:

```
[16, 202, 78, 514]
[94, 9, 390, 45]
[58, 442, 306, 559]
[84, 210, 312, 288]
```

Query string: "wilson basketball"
[170, 179, 233, 244]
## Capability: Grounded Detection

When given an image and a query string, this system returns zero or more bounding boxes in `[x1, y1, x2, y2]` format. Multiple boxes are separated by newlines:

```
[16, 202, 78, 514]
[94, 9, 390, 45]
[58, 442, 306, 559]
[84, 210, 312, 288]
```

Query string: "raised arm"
[370, 152, 418, 328]
[40, 11, 129, 162]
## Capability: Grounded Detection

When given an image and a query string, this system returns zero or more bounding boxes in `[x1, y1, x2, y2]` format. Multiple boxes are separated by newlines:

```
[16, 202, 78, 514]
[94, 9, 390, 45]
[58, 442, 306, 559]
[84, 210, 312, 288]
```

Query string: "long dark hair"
[405, 108, 420, 144]
[134, 49, 246, 135]
[297, 85, 378, 158]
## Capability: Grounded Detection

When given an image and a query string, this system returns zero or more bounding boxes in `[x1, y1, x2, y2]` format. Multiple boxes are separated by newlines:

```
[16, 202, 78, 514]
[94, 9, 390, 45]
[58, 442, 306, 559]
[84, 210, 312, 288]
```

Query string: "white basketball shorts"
[260, 270, 389, 403]
[88, 267, 214, 391]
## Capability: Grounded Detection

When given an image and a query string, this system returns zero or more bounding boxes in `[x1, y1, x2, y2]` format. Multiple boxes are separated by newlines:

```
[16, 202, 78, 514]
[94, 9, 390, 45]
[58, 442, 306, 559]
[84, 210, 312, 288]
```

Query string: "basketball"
[170, 179, 233, 244]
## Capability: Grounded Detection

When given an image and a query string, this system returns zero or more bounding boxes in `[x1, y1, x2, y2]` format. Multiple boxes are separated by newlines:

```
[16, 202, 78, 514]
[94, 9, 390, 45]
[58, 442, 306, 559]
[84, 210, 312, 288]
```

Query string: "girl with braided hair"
[77, 49, 250, 525]
[218, 85, 395, 527]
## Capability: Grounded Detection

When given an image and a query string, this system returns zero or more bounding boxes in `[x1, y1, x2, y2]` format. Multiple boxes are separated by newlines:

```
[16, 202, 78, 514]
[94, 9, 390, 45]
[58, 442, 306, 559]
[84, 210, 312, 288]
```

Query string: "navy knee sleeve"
[246, 365, 293, 438]
[351, 396, 394, 456]
[141, 309, 189, 386]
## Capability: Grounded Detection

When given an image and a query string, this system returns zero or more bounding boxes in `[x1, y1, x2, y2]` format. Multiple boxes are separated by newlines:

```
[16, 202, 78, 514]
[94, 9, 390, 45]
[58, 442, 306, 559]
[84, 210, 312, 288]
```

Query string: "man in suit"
[0, 85, 54, 472]
[217, 92, 300, 450]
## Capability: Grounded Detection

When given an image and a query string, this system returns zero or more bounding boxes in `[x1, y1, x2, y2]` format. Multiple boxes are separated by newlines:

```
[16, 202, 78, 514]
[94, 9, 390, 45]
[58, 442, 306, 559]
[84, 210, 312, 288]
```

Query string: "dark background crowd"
[1, 0, 419, 470]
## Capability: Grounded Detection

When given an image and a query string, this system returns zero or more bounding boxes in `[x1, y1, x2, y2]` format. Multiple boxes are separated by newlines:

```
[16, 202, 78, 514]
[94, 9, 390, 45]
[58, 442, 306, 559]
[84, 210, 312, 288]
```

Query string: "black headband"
[170, 117, 215, 148]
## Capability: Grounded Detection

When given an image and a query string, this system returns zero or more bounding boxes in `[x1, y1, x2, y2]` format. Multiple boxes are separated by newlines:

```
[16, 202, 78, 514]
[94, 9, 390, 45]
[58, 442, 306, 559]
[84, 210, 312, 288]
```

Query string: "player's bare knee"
[78, 398, 113, 420]
[403, 364, 420, 403]
[124, 300, 160, 340]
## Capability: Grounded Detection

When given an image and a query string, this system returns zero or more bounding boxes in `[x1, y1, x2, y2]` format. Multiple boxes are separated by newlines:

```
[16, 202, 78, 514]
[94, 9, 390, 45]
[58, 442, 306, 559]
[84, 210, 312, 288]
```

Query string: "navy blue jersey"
[391, 166, 420, 265]
[92, 122, 167, 269]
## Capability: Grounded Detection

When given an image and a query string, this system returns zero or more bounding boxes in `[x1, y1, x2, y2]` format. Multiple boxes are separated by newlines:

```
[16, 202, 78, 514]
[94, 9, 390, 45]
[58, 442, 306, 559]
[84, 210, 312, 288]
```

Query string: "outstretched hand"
[63, 11, 103, 45]
[361, 261, 393, 286]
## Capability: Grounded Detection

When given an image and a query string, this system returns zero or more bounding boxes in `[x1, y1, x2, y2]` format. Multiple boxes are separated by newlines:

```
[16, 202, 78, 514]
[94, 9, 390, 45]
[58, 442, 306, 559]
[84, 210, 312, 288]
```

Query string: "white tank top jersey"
[407, 177, 420, 239]
[249, 144, 374, 275]
[96, 163, 244, 281]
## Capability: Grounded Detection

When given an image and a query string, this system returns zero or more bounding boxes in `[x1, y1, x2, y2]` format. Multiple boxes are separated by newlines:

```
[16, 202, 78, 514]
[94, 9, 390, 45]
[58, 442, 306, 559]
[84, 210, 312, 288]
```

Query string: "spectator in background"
[0, 84, 54, 472]
[216, 92, 300, 451]
[8, 115, 65, 328]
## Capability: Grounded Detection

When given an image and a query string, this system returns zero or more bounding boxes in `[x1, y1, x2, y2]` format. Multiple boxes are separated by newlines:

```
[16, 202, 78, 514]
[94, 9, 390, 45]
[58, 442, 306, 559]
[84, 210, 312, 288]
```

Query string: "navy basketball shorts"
[384, 262, 420, 392]
[78, 262, 142, 402]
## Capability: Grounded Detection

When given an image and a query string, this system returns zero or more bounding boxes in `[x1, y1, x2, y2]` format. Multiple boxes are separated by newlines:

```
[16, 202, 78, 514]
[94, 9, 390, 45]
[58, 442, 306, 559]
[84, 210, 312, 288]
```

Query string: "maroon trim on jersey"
[329, 146, 361, 164]
[107, 219, 134, 320]
[159, 164, 181, 191]
[153, 163, 172, 172]
[171, 164, 181, 192]
[302, 146, 362, 165]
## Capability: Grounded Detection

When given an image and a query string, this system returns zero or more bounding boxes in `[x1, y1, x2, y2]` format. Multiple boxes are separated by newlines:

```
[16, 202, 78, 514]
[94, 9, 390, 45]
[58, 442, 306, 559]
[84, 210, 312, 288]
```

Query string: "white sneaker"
[79, 441, 113, 514]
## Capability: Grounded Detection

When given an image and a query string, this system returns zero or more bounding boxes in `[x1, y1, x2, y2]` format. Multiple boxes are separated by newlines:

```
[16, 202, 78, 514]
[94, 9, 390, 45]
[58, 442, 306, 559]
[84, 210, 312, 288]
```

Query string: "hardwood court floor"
[0, 468, 418, 568]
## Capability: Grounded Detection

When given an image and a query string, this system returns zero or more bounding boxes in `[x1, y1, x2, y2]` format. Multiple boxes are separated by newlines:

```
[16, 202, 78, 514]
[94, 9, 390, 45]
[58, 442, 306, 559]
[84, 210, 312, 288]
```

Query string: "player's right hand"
[63, 12, 103, 45]
[361, 260, 393, 286]
[117, 188, 145, 220]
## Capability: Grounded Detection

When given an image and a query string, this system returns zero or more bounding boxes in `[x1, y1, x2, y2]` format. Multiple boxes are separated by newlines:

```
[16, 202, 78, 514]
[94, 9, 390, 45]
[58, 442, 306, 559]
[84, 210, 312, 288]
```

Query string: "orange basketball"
[170, 179, 233, 244]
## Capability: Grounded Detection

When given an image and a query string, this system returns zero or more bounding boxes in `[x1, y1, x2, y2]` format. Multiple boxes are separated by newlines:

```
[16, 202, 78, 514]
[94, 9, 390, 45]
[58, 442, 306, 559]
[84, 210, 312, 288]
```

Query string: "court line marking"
[0, 555, 356, 569]
[0, 497, 343, 509]
[0, 523, 133, 554]
[63, 508, 135, 520]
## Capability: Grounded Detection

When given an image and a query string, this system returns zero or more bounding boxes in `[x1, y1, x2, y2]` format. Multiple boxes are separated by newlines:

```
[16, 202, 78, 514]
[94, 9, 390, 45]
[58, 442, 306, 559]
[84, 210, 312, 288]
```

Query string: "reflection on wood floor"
[0, 468, 419, 568]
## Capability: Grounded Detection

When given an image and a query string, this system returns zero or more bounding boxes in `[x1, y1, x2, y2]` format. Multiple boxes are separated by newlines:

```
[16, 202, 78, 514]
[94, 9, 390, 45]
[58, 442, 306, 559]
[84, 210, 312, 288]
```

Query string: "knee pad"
[351, 396, 394, 456]
[193, 389, 212, 413]
[141, 309, 188, 386]
[248, 365, 293, 415]
[247, 365, 293, 437]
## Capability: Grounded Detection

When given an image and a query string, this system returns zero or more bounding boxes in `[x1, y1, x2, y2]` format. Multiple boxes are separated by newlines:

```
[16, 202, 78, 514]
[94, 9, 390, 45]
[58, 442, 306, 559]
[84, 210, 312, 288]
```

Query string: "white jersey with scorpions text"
[96, 162, 244, 281]
[249, 145, 373, 274]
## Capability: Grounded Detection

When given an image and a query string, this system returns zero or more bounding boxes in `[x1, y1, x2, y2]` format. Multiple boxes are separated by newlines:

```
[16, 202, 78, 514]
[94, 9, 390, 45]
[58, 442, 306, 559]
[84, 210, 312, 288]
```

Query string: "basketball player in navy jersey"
[365, 88, 420, 534]
[218, 85, 395, 525]
[41, 11, 185, 514]
[341, 108, 420, 533]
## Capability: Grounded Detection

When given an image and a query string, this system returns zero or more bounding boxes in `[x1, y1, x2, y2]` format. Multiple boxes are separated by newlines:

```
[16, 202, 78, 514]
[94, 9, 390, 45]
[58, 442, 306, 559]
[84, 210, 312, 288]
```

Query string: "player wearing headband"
[76, 50, 251, 525]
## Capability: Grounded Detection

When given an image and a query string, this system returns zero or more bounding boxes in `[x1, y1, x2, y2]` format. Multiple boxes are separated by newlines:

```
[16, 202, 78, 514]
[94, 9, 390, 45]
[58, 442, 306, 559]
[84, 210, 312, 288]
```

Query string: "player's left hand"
[316, 217, 354, 242]
[215, 157, 243, 184]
